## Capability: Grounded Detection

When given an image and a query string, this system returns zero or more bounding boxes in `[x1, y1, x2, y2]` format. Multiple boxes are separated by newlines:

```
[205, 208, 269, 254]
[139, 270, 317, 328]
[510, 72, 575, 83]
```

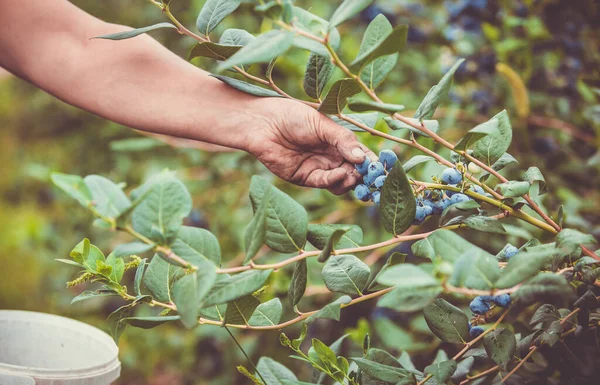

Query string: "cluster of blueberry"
[353, 150, 398, 205]
[468, 293, 511, 337]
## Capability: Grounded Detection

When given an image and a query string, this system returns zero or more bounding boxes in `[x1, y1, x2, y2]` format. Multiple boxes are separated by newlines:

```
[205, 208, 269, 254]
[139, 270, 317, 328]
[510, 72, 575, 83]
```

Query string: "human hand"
[244, 98, 377, 195]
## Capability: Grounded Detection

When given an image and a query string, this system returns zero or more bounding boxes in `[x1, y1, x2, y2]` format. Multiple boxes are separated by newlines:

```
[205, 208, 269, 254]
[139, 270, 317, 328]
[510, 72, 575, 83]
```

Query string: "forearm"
[0, 0, 265, 150]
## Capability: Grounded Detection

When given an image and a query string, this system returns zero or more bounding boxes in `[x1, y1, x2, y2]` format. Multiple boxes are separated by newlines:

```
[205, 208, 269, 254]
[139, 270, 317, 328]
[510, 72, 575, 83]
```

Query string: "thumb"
[319, 116, 377, 164]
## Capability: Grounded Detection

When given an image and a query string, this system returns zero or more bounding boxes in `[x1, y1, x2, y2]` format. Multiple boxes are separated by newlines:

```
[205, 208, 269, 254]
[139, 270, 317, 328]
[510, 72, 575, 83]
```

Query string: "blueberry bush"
[52, 0, 600, 384]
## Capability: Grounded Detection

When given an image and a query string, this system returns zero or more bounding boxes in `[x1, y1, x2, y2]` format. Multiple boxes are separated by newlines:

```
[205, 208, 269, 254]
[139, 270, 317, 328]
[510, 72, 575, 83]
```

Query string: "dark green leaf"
[556, 229, 595, 255]
[196, 0, 242, 36]
[244, 186, 271, 263]
[220, 28, 255, 46]
[303, 53, 334, 99]
[347, 99, 405, 114]
[454, 118, 500, 151]
[368, 252, 406, 290]
[496, 180, 530, 198]
[356, 14, 399, 89]
[384, 116, 440, 138]
[524, 167, 547, 194]
[133, 258, 147, 297]
[403, 155, 436, 173]
[514, 273, 573, 305]
[288, 259, 307, 308]
[413, 230, 494, 263]
[414, 59, 465, 120]
[376, 264, 439, 288]
[317, 78, 362, 114]
[328, 0, 374, 30]
[94, 23, 177, 40]
[173, 265, 217, 329]
[71, 290, 118, 304]
[574, 290, 600, 309]
[171, 226, 221, 266]
[210, 74, 282, 97]
[306, 295, 352, 323]
[378, 286, 442, 312]
[424, 360, 457, 384]
[307, 224, 363, 250]
[203, 269, 273, 307]
[423, 298, 470, 344]
[495, 248, 552, 289]
[448, 250, 500, 290]
[112, 242, 154, 258]
[248, 298, 283, 327]
[472, 110, 513, 166]
[351, 358, 409, 383]
[350, 24, 407, 71]
[256, 357, 297, 385]
[119, 316, 180, 329]
[530, 304, 560, 325]
[143, 255, 176, 303]
[451, 357, 474, 382]
[535, 320, 562, 347]
[483, 329, 516, 370]
[317, 227, 353, 263]
[380, 163, 416, 236]
[248, 176, 308, 253]
[189, 42, 242, 61]
[224, 295, 261, 325]
[218, 30, 294, 71]
[106, 296, 151, 343]
[462, 216, 506, 234]
[331, 112, 379, 132]
[322, 255, 370, 295]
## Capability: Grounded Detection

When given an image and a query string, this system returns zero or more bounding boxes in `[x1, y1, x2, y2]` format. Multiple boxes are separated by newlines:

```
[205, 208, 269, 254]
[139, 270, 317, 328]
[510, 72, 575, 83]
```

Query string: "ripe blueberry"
[441, 168, 462, 184]
[413, 206, 428, 225]
[374, 175, 387, 189]
[379, 150, 398, 171]
[446, 185, 458, 198]
[470, 326, 484, 338]
[493, 294, 511, 308]
[355, 157, 371, 175]
[470, 185, 485, 195]
[450, 193, 470, 205]
[504, 245, 518, 259]
[354, 184, 371, 202]
[470, 297, 490, 315]
[372, 191, 381, 205]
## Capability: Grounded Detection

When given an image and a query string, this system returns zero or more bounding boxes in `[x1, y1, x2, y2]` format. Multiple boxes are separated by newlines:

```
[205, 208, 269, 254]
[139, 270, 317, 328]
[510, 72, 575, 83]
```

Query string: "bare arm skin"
[0, 0, 374, 193]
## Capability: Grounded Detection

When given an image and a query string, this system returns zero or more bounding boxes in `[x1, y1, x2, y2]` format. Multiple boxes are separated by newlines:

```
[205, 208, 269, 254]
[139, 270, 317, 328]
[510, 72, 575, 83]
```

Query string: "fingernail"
[351, 148, 365, 159]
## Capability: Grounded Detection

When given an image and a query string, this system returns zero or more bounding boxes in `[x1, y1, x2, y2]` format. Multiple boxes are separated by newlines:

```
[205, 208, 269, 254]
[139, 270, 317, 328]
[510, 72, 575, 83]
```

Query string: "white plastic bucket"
[0, 310, 120, 385]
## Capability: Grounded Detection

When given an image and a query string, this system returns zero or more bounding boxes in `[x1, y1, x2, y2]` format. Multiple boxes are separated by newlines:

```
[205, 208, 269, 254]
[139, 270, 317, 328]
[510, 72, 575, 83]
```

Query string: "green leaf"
[173, 265, 217, 329]
[495, 248, 552, 289]
[312, 338, 338, 367]
[196, 0, 242, 36]
[307, 224, 363, 250]
[203, 269, 273, 307]
[331, 113, 379, 132]
[483, 329, 516, 371]
[210, 74, 282, 97]
[119, 315, 180, 329]
[306, 295, 352, 323]
[291, 7, 340, 56]
[131, 173, 192, 244]
[224, 295, 261, 325]
[56, 258, 85, 268]
[303, 53, 334, 99]
[112, 242, 154, 258]
[412, 230, 495, 263]
[535, 320, 562, 347]
[322, 255, 370, 296]
[256, 357, 297, 385]
[451, 357, 475, 382]
[143, 255, 176, 303]
[328, 0, 374, 30]
[218, 30, 294, 71]
[403, 155, 436, 173]
[378, 285, 442, 313]
[71, 290, 118, 304]
[84, 175, 131, 219]
[380, 163, 416, 235]
[317, 78, 362, 114]
[368, 252, 406, 290]
[414, 59, 465, 120]
[513, 273, 573, 305]
[472, 110, 513, 166]
[189, 42, 243, 61]
[350, 25, 408, 71]
[171, 226, 221, 266]
[317, 226, 353, 263]
[248, 176, 308, 253]
[244, 186, 271, 263]
[220, 28, 255, 46]
[347, 99, 405, 114]
[105, 253, 125, 283]
[454, 118, 500, 151]
[93, 23, 177, 40]
[376, 264, 439, 288]
[351, 358, 410, 383]
[106, 296, 151, 343]
[248, 298, 283, 326]
[288, 259, 307, 308]
[574, 290, 600, 309]
[51, 172, 92, 206]
[496, 180, 530, 198]
[556, 229, 595, 255]
[423, 298, 470, 344]
[530, 304, 560, 325]
[524, 167, 547, 194]
[356, 14, 399, 89]
[424, 360, 457, 384]
[384, 116, 440, 138]
[462, 216, 506, 234]
[133, 258, 147, 297]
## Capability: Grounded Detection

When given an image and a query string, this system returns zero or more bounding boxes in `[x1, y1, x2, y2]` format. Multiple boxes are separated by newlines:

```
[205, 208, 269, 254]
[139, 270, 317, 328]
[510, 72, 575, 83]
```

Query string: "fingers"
[319, 116, 378, 164]
[302, 163, 361, 194]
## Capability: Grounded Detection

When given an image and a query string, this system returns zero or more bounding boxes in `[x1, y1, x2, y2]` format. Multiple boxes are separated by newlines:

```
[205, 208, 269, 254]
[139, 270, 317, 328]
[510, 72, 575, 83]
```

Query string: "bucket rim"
[0, 310, 120, 377]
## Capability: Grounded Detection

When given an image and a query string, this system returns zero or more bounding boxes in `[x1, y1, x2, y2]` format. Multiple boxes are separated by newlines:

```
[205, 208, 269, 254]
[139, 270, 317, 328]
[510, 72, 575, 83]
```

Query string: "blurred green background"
[1, 0, 599, 383]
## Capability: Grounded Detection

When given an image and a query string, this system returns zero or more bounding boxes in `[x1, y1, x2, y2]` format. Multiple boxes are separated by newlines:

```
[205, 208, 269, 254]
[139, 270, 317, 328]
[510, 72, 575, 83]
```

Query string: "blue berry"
[440, 198, 453, 211]
[374, 175, 387, 189]
[441, 168, 462, 184]
[446, 185, 458, 198]
[470, 326, 484, 338]
[422, 199, 436, 211]
[470, 185, 485, 195]
[379, 150, 398, 171]
[493, 294, 511, 308]
[504, 245, 519, 259]
[422, 205, 433, 216]
[364, 162, 385, 185]
[413, 206, 428, 225]
[372, 191, 381, 205]
[354, 184, 371, 202]
[470, 297, 490, 315]
[355, 157, 371, 175]
[450, 193, 470, 205]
